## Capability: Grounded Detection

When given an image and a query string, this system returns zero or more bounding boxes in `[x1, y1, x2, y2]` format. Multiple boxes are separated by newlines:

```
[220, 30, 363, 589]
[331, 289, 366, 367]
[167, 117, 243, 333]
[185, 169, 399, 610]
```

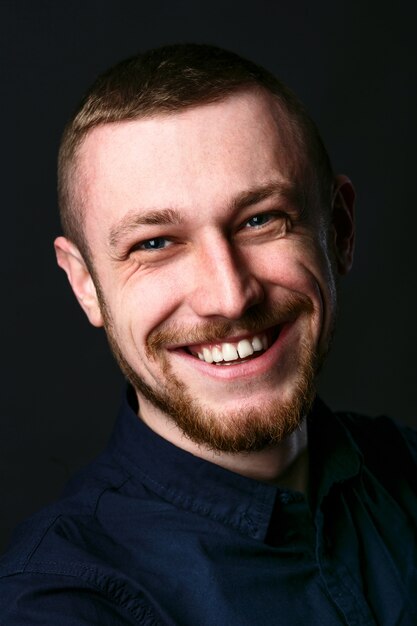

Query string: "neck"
[137, 396, 309, 493]
[199, 421, 309, 492]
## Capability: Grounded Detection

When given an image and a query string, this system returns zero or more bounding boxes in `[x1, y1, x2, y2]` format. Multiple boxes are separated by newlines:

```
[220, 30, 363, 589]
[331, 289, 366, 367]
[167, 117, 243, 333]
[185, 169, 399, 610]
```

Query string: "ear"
[54, 236, 104, 327]
[331, 175, 355, 275]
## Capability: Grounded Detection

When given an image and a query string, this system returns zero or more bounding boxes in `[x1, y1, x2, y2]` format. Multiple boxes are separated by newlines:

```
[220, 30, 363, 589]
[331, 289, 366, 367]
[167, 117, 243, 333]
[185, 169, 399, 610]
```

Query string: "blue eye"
[246, 214, 272, 228]
[140, 237, 168, 250]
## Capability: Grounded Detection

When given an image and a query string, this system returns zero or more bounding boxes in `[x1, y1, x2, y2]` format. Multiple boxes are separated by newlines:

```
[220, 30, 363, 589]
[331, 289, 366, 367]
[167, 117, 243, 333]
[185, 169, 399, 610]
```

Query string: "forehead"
[76, 90, 306, 233]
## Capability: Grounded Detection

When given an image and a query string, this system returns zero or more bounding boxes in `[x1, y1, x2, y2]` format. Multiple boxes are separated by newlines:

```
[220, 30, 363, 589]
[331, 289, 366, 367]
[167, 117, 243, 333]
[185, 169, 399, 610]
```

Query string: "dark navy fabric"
[1, 389, 417, 625]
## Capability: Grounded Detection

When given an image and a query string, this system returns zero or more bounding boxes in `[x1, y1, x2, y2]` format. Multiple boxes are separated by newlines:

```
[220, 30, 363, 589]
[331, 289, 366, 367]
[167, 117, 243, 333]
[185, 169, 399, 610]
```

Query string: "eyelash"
[135, 237, 171, 251]
[243, 212, 281, 229]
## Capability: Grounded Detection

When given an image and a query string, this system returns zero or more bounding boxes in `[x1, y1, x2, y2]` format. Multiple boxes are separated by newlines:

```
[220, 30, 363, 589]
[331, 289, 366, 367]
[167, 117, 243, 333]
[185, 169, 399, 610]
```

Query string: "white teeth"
[222, 343, 239, 362]
[237, 339, 254, 359]
[212, 346, 223, 362]
[251, 336, 263, 352]
[202, 347, 213, 363]
[192, 332, 268, 364]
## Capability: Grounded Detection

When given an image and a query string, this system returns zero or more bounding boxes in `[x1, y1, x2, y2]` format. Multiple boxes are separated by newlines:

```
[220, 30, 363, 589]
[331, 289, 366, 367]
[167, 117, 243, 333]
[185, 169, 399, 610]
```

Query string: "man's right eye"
[136, 237, 170, 251]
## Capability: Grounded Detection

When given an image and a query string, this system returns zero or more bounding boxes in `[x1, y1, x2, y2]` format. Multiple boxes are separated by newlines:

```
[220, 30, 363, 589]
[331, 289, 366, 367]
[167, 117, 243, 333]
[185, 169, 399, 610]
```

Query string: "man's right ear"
[54, 237, 104, 328]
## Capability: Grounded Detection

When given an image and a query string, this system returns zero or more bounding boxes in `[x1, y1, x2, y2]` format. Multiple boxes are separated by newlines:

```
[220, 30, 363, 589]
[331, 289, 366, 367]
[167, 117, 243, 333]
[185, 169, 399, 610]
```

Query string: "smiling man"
[1, 44, 417, 625]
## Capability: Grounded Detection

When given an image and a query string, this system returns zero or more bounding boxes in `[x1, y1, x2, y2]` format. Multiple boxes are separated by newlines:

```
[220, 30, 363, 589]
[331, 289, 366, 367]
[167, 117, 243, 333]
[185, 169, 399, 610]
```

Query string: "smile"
[186, 328, 280, 365]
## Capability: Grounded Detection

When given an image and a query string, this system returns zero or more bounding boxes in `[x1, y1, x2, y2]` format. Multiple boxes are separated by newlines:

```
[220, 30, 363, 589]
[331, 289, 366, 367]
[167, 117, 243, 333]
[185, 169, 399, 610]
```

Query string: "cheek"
[247, 239, 331, 297]
[248, 238, 337, 342]
[109, 270, 186, 345]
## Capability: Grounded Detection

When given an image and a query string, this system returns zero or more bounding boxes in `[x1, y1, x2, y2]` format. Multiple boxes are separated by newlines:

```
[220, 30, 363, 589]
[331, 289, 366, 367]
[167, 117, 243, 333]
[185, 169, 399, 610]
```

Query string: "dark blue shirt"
[1, 390, 417, 625]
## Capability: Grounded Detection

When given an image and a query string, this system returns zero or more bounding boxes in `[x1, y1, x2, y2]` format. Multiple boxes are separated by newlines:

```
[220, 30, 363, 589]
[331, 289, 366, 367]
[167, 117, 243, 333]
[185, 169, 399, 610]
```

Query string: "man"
[1, 43, 416, 625]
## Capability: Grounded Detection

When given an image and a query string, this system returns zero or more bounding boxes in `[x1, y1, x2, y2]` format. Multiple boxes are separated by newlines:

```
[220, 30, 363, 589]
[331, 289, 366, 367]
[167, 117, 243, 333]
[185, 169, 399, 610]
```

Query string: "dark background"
[1, 1, 416, 552]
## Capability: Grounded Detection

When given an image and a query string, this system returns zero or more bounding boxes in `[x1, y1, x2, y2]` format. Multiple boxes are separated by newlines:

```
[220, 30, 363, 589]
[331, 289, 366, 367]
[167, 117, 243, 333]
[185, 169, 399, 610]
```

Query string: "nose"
[189, 235, 264, 319]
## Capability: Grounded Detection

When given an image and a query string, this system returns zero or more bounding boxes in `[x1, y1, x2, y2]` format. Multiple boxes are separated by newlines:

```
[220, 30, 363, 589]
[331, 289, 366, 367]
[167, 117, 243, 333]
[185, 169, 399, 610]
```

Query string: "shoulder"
[336, 410, 417, 459]
[335, 410, 417, 494]
[0, 456, 166, 625]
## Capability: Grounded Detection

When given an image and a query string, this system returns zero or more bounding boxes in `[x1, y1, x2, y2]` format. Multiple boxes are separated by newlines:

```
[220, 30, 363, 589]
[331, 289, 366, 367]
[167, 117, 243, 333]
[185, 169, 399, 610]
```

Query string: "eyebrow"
[108, 181, 301, 251]
[230, 181, 301, 212]
[109, 208, 183, 249]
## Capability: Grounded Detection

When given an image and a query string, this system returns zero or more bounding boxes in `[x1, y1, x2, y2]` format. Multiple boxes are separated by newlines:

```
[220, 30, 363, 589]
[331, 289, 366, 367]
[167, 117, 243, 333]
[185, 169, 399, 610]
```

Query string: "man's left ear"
[331, 174, 355, 275]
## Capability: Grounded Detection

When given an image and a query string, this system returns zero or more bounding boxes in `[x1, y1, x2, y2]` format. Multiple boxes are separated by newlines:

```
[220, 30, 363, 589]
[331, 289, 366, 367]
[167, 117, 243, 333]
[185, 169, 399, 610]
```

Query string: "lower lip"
[168, 323, 297, 381]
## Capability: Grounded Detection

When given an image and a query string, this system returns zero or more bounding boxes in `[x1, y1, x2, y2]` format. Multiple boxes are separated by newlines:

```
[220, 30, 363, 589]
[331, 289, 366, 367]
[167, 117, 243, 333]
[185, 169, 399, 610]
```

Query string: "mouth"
[181, 326, 281, 366]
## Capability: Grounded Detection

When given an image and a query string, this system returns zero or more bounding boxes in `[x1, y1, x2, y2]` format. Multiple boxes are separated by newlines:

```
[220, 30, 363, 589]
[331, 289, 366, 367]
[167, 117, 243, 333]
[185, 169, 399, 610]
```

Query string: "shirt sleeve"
[0, 571, 162, 626]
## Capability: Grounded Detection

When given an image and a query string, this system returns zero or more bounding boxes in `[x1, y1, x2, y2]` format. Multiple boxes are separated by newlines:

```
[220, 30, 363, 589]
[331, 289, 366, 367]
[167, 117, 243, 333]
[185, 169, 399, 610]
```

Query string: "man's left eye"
[245, 213, 274, 228]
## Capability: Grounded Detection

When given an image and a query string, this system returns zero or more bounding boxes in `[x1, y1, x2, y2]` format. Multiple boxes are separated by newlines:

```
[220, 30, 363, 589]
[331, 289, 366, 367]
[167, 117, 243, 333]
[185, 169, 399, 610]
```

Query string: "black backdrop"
[1, 1, 416, 552]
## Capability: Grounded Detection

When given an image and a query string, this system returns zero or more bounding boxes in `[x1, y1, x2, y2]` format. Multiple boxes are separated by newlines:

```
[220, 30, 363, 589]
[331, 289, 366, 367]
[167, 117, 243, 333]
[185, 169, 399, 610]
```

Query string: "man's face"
[64, 90, 352, 452]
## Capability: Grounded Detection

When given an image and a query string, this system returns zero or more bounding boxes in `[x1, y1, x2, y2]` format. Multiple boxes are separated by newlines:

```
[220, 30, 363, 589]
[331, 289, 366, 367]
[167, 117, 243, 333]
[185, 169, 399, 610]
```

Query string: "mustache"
[146, 292, 314, 355]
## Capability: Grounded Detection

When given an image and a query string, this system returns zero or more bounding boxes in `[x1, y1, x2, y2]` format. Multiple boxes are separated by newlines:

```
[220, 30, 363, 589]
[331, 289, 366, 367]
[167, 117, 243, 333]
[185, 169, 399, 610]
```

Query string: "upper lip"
[166, 325, 279, 351]
[186, 330, 266, 350]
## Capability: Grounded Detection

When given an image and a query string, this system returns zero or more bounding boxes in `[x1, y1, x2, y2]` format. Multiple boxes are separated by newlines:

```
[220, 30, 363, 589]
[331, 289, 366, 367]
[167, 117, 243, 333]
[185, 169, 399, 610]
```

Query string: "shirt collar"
[108, 387, 362, 541]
